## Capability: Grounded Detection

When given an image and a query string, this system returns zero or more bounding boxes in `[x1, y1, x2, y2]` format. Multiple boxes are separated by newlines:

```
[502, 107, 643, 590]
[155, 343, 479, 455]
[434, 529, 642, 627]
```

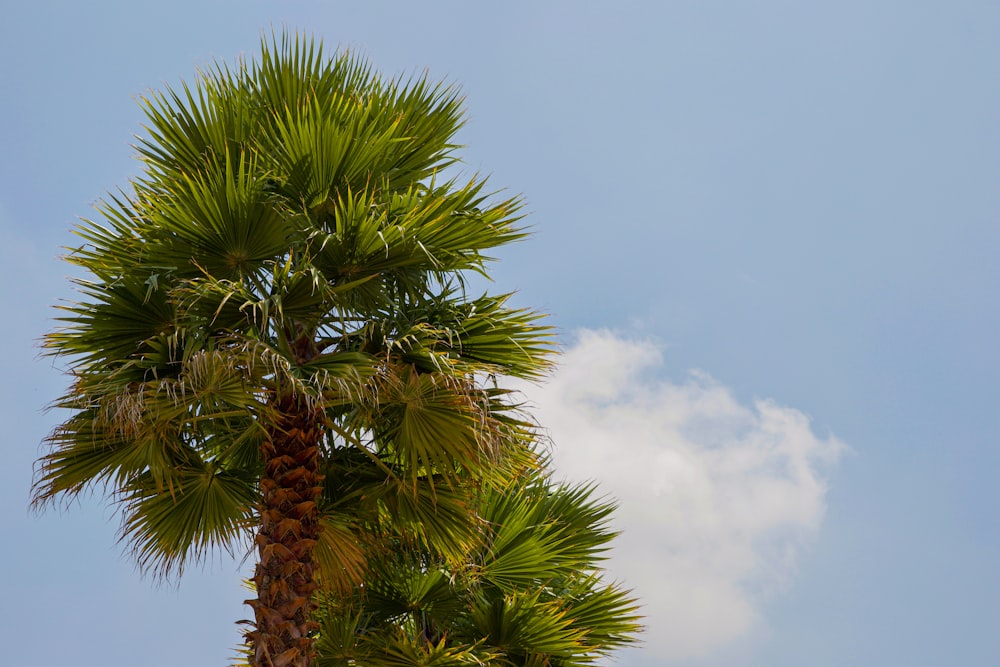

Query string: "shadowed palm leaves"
[34, 32, 554, 667]
[310, 467, 641, 666]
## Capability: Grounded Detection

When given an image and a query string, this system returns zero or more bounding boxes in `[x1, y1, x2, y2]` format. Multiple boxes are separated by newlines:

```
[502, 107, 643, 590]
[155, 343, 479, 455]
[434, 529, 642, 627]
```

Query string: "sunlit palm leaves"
[311, 470, 641, 666]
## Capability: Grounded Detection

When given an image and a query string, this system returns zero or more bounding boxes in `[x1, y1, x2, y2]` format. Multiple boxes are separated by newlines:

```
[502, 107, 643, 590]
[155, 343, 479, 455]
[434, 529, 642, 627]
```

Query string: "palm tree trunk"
[246, 396, 324, 667]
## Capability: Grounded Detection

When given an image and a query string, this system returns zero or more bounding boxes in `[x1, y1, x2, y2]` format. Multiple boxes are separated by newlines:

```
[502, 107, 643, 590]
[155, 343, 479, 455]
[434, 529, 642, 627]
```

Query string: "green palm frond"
[262, 95, 408, 207]
[137, 74, 250, 180]
[474, 479, 618, 592]
[68, 196, 148, 281]
[312, 513, 369, 595]
[390, 293, 553, 381]
[119, 462, 256, 575]
[47, 276, 176, 369]
[364, 560, 462, 624]
[559, 577, 643, 658]
[135, 150, 294, 280]
[373, 478, 479, 562]
[370, 365, 497, 479]
[367, 634, 490, 667]
[468, 589, 586, 662]
[312, 605, 373, 667]
[35, 408, 165, 502]
[312, 469, 641, 666]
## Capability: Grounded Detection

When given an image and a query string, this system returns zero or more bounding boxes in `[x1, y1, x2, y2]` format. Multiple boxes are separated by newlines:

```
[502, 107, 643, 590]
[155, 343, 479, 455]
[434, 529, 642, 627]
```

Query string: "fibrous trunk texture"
[246, 396, 324, 667]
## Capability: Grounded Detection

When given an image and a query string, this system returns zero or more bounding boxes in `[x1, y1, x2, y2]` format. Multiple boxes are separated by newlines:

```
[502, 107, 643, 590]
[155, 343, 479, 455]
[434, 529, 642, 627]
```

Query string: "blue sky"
[2, 2, 998, 665]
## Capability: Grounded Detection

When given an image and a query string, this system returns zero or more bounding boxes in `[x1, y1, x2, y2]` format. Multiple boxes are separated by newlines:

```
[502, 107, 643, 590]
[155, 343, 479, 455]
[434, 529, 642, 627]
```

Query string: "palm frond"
[559, 577, 643, 657]
[312, 513, 369, 595]
[135, 149, 294, 280]
[467, 589, 586, 664]
[367, 634, 491, 667]
[119, 462, 256, 576]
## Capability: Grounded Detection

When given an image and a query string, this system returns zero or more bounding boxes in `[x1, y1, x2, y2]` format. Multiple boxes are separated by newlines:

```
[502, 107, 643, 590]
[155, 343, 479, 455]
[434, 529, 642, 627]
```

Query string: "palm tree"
[310, 466, 642, 666]
[34, 32, 552, 667]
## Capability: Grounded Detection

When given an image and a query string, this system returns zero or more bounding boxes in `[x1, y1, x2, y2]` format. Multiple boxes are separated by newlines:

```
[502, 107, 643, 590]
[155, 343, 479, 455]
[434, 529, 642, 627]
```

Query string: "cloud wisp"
[511, 330, 844, 662]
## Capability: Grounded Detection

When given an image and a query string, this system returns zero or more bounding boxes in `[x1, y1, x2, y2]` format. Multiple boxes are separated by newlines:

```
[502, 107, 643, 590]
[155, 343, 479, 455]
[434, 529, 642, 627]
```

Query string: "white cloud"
[511, 330, 845, 662]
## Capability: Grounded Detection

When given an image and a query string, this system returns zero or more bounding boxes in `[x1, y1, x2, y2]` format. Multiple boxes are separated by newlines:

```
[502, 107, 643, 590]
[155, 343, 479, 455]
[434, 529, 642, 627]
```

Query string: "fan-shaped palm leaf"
[310, 468, 641, 667]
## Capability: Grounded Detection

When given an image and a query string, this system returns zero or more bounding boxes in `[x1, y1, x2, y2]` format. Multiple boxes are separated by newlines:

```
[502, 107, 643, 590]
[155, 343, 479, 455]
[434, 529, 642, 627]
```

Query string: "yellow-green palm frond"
[118, 462, 257, 576]
[365, 633, 492, 667]
[311, 469, 641, 666]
